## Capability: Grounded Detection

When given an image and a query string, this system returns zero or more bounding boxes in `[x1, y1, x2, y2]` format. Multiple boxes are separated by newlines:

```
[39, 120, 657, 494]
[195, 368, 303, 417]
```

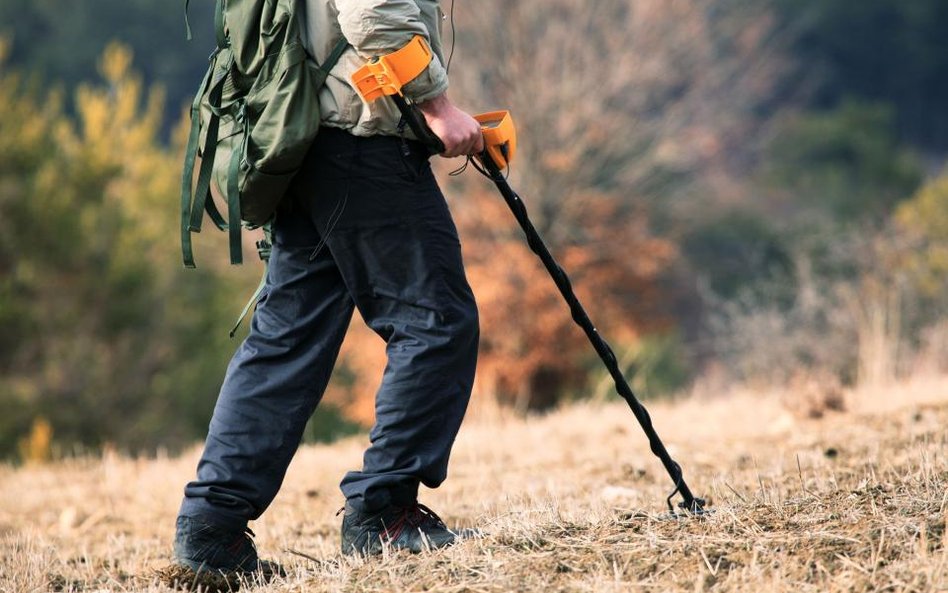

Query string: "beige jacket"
[302, 0, 448, 137]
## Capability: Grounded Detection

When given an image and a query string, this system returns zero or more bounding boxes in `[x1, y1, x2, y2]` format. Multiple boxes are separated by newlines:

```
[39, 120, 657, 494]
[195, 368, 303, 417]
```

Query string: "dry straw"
[1, 377, 946, 592]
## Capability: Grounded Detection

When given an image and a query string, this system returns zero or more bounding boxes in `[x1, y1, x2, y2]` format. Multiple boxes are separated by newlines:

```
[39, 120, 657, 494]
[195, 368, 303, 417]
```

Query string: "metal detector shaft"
[476, 156, 702, 513]
[393, 97, 703, 512]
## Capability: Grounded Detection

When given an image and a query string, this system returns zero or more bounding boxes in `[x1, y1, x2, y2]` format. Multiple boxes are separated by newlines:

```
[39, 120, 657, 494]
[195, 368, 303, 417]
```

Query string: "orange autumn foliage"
[322, 188, 675, 425]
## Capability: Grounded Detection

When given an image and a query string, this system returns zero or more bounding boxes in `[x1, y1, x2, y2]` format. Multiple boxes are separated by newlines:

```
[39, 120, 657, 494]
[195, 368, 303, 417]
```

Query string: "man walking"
[172, 0, 484, 576]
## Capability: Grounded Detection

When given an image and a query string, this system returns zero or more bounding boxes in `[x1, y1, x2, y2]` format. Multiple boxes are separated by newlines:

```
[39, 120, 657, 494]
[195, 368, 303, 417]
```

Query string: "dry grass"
[2, 377, 947, 592]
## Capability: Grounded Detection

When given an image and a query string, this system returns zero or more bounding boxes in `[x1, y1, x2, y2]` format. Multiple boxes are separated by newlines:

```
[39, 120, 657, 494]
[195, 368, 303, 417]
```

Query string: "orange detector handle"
[474, 110, 517, 170]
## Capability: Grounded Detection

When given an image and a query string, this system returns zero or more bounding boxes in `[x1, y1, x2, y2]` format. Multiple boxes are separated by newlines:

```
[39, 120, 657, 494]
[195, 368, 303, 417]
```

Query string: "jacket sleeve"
[336, 0, 448, 102]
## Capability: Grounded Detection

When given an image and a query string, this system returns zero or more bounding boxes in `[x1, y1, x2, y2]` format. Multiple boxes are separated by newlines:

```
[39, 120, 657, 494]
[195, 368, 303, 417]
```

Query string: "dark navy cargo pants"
[178, 127, 479, 529]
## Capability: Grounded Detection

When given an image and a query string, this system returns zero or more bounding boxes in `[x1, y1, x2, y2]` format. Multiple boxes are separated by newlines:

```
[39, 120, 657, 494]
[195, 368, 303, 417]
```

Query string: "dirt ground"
[1, 377, 946, 592]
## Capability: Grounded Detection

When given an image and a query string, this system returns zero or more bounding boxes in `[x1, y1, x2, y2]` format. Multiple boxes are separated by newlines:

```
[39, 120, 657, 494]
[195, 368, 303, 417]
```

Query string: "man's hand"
[417, 94, 485, 158]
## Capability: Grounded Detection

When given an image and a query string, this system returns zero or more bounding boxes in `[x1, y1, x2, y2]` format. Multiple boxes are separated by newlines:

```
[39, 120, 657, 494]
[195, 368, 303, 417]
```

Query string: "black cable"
[469, 153, 511, 181]
[445, 0, 457, 74]
[449, 157, 471, 176]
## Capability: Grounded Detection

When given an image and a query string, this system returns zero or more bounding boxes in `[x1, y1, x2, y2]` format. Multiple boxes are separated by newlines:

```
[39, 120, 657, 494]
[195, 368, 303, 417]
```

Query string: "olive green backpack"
[181, 0, 346, 268]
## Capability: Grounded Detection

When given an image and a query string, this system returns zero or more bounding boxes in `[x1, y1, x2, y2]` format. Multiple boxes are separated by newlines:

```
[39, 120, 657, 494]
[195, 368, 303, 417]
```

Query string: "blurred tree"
[896, 171, 948, 297]
[776, 0, 948, 149]
[763, 102, 923, 223]
[305, 0, 790, 416]
[459, 190, 675, 410]
[448, 0, 785, 238]
[0, 0, 215, 136]
[433, 0, 785, 408]
[17, 417, 52, 463]
[0, 44, 250, 458]
[681, 209, 794, 303]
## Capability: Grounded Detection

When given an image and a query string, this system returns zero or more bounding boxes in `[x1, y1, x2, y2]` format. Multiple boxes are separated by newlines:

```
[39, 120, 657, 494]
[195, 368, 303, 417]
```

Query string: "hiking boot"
[340, 502, 466, 556]
[165, 516, 282, 591]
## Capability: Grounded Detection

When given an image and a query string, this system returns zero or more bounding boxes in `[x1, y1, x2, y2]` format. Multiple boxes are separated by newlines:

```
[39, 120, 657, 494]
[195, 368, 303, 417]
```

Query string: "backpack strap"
[181, 0, 227, 54]
[181, 61, 215, 268]
[315, 38, 349, 88]
[184, 0, 193, 40]
[226, 114, 246, 265]
[188, 63, 228, 235]
[180, 55, 230, 267]
[191, 0, 230, 235]
[214, 0, 228, 52]
[181, 0, 232, 267]
[230, 224, 272, 337]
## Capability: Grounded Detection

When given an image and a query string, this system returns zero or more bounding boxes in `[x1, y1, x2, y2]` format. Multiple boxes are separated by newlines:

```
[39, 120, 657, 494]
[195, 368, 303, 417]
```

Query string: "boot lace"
[381, 503, 445, 543]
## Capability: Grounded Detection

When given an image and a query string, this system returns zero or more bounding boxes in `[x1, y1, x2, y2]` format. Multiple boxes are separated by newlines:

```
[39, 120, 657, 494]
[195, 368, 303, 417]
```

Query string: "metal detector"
[352, 37, 707, 515]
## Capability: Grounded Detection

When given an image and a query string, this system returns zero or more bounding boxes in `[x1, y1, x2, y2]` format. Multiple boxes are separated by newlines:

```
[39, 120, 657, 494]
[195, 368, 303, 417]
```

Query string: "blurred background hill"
[2, 0, 948, 460]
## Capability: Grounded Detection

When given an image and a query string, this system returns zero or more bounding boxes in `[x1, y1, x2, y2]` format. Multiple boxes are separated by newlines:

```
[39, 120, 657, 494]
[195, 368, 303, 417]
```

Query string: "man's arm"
[337, 0, 483, 156]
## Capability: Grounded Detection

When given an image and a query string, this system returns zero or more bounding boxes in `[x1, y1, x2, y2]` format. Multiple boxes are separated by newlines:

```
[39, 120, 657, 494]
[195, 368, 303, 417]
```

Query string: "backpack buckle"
[255, 238, 272, 262]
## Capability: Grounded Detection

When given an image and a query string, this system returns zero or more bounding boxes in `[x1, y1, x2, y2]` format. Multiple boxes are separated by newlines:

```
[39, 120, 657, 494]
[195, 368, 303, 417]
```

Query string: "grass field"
[2, 377, 947, 592]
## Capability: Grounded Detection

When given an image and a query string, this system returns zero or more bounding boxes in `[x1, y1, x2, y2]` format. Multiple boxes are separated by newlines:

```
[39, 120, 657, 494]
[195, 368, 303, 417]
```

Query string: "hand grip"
[390, 96, 517, 171]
